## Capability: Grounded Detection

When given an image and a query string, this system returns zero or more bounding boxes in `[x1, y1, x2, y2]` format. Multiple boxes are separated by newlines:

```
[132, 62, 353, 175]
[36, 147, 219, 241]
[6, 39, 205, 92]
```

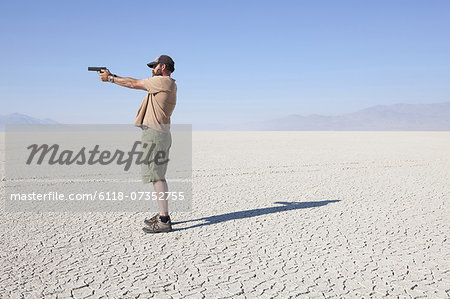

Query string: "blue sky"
[1, 0, 449, 126]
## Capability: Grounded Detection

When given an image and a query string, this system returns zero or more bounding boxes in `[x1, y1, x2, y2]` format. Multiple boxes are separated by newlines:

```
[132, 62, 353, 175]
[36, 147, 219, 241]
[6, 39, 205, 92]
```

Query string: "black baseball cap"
[147, 55, 175, 71]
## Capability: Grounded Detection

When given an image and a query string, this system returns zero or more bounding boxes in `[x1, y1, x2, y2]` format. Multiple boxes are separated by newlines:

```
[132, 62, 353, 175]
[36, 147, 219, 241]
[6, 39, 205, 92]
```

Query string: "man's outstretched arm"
[98, 69, 147, 91]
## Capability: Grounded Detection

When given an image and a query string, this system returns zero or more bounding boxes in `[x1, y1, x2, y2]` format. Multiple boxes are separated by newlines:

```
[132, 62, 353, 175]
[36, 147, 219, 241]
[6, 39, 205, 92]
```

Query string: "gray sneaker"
[143, 217, 172, 233]
[143, 213, 161, 226]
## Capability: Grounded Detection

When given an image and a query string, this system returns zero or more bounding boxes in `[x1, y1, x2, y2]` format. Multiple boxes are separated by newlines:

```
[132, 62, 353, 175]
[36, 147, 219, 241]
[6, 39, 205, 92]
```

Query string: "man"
[98, 55, 177, 233]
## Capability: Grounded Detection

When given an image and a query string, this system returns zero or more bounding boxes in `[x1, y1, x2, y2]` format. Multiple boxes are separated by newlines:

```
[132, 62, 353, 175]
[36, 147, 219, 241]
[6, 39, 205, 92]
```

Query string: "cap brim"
[147, 62, 158, 68]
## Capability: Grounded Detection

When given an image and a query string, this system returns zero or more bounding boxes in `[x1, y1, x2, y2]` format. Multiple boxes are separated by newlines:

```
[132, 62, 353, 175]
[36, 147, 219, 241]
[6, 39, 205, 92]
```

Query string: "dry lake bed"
[1, 131, 449, 298]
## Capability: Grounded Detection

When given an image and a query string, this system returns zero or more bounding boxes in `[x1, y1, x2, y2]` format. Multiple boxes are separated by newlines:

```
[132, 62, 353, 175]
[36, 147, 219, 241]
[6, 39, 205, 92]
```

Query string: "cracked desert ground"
[1, 131, 449, 298]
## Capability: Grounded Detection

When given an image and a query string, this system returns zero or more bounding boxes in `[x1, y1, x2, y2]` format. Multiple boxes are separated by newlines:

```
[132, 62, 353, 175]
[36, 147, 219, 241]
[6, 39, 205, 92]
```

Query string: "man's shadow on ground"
[172, 200, 340, 231]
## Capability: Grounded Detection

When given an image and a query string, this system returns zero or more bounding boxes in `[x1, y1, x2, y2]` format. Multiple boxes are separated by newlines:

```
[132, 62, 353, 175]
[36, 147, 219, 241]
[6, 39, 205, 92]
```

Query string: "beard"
[152, 68, 162, 77]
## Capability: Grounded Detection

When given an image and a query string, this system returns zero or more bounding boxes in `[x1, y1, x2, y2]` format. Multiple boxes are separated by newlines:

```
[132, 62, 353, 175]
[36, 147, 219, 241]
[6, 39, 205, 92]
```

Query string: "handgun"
[88, 67, 107, 73]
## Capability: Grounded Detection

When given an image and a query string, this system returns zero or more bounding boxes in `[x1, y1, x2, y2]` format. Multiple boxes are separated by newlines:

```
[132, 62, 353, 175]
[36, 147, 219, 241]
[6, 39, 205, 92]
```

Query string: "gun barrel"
[88, 67, 107, 72]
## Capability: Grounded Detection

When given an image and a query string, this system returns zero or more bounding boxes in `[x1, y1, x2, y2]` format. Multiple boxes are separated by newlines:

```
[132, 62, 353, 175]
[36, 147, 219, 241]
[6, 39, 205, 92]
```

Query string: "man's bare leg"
[153, 180, 168, 216]
[142, 179, 172, 232]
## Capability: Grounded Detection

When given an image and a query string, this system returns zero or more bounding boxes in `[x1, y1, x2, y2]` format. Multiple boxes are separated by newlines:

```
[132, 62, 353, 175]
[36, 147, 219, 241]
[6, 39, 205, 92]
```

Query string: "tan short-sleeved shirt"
[134, 76, 177, 130]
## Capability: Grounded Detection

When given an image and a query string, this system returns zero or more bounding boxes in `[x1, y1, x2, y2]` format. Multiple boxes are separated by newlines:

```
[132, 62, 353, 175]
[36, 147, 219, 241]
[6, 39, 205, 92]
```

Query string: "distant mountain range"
[2, 102, 450, 131]
[231, 102, 450, 131]
[0, 113, 59, 129]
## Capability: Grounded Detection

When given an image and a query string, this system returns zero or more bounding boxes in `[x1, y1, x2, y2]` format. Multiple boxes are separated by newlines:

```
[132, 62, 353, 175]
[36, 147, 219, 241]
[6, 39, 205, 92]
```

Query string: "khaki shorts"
[141, 127, 172, 183]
